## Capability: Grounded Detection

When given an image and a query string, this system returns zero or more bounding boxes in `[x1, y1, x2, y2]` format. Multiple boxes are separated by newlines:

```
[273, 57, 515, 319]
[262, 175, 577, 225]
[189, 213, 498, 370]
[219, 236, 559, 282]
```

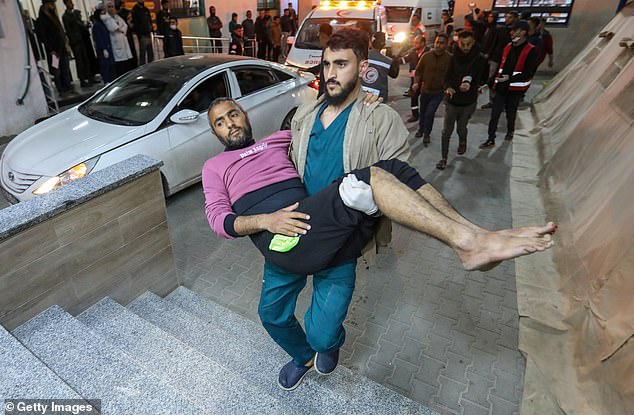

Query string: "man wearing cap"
[480, 20, 538, 149]
[361, 32, 399, 102]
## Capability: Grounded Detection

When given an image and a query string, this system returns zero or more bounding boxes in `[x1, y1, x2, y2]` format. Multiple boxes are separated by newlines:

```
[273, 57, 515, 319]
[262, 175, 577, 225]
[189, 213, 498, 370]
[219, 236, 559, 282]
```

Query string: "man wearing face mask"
[164, 17, 184, 57]
[480, 20, 537, 149]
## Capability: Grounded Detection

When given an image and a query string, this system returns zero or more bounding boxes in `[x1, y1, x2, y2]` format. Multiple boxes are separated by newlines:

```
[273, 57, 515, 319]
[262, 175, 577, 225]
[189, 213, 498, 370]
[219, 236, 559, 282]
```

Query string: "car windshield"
[385, 7, 413, 23]
[79, 64, 201, 126]
[294, 18, 375, 50]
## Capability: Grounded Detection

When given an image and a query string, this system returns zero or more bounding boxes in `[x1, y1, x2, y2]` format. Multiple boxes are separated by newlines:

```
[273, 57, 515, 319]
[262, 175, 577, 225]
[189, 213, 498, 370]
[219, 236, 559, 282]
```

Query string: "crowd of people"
[365, 4, 555, 171]
[207, 3, 298, 60]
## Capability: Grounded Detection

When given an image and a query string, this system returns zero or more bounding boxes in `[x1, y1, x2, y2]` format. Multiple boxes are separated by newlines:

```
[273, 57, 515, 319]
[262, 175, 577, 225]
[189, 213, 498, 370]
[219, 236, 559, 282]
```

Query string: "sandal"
[436, 159, 447, 170]
[457, 142, 467, 155]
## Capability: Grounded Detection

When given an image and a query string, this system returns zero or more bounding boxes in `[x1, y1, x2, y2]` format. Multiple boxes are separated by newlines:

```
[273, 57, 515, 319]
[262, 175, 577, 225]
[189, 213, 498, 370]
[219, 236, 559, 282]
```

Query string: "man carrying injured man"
[202, 97, 556, 391]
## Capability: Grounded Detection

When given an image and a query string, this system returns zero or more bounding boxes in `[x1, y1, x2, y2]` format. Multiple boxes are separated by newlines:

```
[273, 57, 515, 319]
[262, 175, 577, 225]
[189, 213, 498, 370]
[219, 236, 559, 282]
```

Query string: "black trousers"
[246, 159, 426, 275]
[487, 91, 523, 140]
[70, 43, 91, 83]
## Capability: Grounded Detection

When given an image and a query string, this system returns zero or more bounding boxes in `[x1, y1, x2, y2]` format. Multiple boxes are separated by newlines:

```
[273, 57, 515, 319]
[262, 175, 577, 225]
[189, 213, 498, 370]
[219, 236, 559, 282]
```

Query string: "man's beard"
[325, 76, 358, 106]
[224, 124, 254, 151]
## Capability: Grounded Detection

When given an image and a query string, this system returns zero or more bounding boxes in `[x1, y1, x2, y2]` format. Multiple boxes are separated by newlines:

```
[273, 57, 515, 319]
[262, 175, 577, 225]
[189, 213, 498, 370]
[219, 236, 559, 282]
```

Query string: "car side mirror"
[170, 109, 200, 124]
[287, 36, 295, 46]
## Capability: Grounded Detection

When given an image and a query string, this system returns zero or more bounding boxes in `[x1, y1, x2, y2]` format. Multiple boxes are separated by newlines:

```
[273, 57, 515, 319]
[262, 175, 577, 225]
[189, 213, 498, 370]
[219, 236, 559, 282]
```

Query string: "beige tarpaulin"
[509, 3, 634, 414]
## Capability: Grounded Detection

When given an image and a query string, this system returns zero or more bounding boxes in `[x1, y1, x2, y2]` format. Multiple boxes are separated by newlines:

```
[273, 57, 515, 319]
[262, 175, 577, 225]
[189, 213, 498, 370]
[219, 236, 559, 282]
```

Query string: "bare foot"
[496, 222, 557, 238]
[455, 231, 554, 271]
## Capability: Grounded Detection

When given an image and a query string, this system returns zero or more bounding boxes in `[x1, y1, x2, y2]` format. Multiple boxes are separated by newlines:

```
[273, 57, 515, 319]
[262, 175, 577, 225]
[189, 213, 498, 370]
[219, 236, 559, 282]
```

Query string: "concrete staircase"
[2, 287, 439, 414]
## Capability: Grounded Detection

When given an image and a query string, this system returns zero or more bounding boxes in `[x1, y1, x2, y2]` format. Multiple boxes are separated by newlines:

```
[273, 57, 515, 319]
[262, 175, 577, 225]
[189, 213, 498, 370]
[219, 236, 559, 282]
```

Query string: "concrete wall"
[451, 0, 619, 71]
[0, 0, 47, 137]
[0, 169, 179, 330]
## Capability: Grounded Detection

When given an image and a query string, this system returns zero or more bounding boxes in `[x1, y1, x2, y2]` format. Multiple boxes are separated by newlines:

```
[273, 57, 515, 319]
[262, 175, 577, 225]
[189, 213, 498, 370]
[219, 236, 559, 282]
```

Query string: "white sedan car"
[1, 54, 317, 203]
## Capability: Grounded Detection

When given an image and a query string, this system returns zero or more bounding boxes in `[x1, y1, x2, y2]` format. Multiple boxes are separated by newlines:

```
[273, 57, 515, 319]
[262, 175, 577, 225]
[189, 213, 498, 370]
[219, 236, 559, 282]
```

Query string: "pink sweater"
[202, 130, 299, 239]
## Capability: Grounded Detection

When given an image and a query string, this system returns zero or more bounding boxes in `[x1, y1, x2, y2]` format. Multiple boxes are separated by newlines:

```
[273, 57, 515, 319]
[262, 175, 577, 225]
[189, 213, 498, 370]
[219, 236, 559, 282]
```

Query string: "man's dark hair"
[508, 11, 519, 18]
[170, 16, 178, 23]
[274, 15, 280, 21]
[528, 16, 541, 26]
[435, 32, 449, 42]
[458, 30, 474, 39]
[161, 0, 168, 5]
[232, 12, 237, 18]
[326, 28, 369, 62]
[371, 31, 386, 50]
[283, 8, 288, 12]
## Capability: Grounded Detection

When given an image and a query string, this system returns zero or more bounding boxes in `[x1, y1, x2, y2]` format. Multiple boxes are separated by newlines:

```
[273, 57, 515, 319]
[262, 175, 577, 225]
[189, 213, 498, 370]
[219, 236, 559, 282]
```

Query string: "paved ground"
[165, 72, 550, 415]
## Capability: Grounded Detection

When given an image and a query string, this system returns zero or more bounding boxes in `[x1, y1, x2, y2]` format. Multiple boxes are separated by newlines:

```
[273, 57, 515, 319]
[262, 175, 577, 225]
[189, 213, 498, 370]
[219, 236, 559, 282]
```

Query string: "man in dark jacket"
[36, 0, 73, 96]
[131, 0, 153, 64]
[206, 5, 223, 53]
[482, 11, 517, 109]
[255, 10, 270, 59]
[62, 0, 91, 87]
[361, 32, 399, 102]
[437, 30, 487, 170]
[229, 24, 244, 55]
[164, 17, 184, 57]
[480, 20, 538, 149]
[280, 8, 293, 59]
[242, 10, 255, 56]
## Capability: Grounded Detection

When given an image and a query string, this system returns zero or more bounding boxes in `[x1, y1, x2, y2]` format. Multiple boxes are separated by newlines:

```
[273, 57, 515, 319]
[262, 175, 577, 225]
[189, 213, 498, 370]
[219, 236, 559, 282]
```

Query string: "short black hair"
[232, 12, 237, 17]
[169, 16, 178, 23]
[458, 30, 474, 39]
[371, 32, 386, 50]
[435, 32, 449, 42]
[528, 16, 541, 26]
[161, 0, 168, 4]
[326, 28, 369, 62]
[508, 11, 519, 18]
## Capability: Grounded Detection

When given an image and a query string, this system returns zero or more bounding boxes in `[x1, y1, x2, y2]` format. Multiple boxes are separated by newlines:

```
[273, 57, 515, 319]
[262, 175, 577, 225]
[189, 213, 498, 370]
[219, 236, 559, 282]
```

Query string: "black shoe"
[278, 360, 314, 391]
[504, 133, 514, 141]
[481, 103, 493, 109]
[315, 349, 339, 375]
[422, 134, 431, 146]
[406, 115, 419, 123]
[479, 139, 495, 149]
[415, 130, 424, 138]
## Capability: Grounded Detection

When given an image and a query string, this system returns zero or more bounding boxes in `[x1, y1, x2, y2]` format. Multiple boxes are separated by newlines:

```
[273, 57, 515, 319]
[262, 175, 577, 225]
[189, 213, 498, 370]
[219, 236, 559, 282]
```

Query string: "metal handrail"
[152, 33, 256, 55]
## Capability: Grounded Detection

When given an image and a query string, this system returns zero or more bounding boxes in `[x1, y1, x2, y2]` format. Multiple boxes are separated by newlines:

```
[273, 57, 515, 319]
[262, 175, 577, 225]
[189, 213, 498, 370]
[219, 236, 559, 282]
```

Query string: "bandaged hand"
[339, 174, 378, 216]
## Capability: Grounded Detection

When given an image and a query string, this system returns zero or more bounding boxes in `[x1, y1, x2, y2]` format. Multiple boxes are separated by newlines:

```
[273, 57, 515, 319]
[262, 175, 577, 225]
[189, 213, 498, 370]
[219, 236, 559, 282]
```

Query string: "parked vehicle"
[383, 0, 443, 55]
[285, 0, 387, 71]
[0, 55, 317, 203]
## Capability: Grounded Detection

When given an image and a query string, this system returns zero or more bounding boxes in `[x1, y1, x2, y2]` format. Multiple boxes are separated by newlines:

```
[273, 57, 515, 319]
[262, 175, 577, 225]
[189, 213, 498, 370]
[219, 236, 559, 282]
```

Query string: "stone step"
[127, 291, 349, 414]
[12, 306, 202, 415]
[78, 297, 292, 415]
[165, 286, 284, 356]
[0, 325, 84, 407]
[142, 289, 437, 414]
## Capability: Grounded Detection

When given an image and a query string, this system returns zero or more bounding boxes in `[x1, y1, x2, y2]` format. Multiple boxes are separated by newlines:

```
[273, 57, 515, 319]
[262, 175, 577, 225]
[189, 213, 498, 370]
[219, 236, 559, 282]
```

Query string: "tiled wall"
[0, 171, 178, 330]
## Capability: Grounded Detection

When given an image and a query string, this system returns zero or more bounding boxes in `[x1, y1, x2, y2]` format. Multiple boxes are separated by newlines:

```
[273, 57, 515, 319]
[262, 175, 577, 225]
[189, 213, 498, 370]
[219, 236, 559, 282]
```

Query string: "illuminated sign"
[492, 0, 575, 26]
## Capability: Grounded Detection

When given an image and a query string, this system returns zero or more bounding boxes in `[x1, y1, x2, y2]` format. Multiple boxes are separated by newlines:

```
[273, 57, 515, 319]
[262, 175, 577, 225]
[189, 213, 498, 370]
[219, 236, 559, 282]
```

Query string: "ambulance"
[285, 0, 388, 71]
[382, 0, 443, 54]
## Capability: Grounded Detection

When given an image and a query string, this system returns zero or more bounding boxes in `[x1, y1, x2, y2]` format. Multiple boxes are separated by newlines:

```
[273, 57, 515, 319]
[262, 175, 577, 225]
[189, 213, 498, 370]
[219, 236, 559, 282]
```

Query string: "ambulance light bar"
[320, 1, 376, 10]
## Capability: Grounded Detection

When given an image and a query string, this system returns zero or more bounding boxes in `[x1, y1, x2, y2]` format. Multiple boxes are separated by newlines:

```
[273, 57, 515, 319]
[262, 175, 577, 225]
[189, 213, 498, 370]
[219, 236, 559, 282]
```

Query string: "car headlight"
[394, 32, 407, 43]
[33, 156, 100, 195]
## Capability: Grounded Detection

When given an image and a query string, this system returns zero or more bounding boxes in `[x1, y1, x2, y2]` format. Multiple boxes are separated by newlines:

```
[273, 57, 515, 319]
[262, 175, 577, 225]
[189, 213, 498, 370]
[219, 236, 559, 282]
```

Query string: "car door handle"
[274, 88, 285, 96]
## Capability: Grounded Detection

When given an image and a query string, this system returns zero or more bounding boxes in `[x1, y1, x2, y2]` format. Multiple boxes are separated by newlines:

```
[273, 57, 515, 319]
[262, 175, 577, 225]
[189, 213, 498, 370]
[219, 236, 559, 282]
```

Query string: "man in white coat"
[103, 0, 133, 77]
